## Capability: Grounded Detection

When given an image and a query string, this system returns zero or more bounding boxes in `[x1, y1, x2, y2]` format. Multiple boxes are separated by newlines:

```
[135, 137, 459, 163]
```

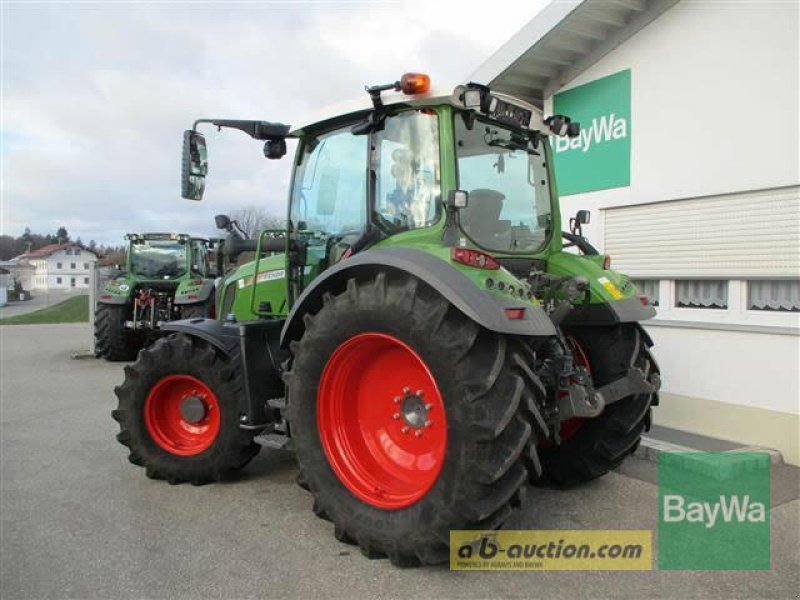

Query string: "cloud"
[1, 0, 546, 245]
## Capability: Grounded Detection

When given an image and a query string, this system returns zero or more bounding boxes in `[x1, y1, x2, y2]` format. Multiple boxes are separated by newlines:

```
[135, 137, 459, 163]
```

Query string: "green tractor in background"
[112, 74, 661, 566]
[95, 233, 217, 361]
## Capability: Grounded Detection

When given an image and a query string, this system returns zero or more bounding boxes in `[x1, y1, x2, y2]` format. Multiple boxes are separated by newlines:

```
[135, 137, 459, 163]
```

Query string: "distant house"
[0, 268, 9, 306]
[0, 258, 34, 292]
[23, 243, 99, 291]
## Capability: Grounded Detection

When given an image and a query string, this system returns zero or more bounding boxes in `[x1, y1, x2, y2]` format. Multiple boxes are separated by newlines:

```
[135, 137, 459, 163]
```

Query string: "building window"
[70, 278, 76, 287]
[75, 249, 81, 255]
[56, 277, 62, 284]
[83, 263, 89, 269]
[84, 277, 89, 284]
[65, 248, 72, 255]
[70, 262, 76, 269]
[675, 280, 728, 309]
[632, 279, 659, 306]
[57, 262, 62, 269]
[748, 280, 800, 312]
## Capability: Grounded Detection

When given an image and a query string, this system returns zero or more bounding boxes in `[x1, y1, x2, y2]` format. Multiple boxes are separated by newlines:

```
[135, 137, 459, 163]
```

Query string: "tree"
[229, 206, 284, 239]
[56, 226, 69, 243]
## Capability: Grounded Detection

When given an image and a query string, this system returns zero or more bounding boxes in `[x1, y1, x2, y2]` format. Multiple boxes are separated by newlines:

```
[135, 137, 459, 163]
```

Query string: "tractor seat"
[462, 189, 507, 242]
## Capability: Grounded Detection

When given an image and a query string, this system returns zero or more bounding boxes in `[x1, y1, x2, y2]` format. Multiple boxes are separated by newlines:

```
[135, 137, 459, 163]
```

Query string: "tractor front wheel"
[112, 334, 260, 484]
[95, 303, 141, 361]
[285, 273, 545, 566]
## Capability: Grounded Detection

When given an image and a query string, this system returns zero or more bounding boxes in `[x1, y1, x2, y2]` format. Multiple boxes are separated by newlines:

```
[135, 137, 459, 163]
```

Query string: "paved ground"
[0, 290, 85, 319]
[1, 324, 798, 599]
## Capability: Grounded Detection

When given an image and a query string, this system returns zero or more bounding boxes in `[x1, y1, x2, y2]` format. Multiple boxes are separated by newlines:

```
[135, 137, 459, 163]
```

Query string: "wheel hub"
[399, 389, 430, 429]
[179, 394, 207, 424]
[144, 374, 220, 456]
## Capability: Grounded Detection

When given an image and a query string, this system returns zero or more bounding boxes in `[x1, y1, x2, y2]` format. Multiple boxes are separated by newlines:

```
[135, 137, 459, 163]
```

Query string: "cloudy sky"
[2, 0, 547, 246]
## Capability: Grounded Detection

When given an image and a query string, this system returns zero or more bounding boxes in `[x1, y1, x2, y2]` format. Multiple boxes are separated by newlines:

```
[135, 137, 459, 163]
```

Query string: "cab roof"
[289, 84, 545, 136]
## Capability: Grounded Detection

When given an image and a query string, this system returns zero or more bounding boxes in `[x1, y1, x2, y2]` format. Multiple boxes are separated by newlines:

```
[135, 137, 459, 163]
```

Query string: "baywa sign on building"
[552, 69, 631, 196]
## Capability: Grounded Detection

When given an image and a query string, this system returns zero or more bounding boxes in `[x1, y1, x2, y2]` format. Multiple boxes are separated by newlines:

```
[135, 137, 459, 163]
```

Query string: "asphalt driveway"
[1, 324, 797, 599]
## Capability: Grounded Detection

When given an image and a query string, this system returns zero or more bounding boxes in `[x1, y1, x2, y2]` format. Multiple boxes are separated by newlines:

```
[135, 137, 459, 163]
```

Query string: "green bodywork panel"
[219, 253, 289, 321]
[547, 252, 636, 304]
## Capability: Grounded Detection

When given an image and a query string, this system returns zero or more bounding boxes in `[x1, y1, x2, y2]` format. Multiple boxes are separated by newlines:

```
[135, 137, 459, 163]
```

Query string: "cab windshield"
[455, 115, 552, 254]
[130, 240, 187, 279]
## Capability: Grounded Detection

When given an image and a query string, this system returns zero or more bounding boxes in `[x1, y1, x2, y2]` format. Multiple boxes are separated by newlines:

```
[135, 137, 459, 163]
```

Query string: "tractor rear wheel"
[535, 325, 658, 487]
[285, 273, 546, 567]
[94, 303, 141, 361]
[112, 333, 260, 484]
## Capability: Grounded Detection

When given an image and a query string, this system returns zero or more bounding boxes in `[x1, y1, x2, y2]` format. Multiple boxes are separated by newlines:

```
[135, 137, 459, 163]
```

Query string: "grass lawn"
[0, 295, 89, 325]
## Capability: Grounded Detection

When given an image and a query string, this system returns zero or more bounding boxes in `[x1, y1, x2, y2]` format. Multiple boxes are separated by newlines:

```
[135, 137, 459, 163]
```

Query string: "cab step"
[254, 431, 291, 450]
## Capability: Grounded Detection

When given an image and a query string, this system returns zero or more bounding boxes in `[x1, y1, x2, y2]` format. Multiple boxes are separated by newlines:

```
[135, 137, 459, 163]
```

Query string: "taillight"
[450, 247, 500, 270]
[603, 254, 612, 270]
[504, 307, 526, 320]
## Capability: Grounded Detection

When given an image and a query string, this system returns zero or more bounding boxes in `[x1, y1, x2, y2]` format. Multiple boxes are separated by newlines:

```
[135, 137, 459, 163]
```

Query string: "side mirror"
[182, 130, 208, 201]
[214, 214, 231, 231]
[570, 209, 591, 236]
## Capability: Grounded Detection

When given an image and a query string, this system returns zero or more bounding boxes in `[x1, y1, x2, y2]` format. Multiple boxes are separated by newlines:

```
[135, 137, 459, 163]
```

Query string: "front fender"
[161, 318, 284, 429]
[280, 247, 556, 347]
[174, 279, 216, 305]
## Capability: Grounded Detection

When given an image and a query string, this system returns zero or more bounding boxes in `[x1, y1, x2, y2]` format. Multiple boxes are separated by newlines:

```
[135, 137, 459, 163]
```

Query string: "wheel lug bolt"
[401, 426, 409, 434]
[393, 396, 401, 404]
[402, 386, 411, 394]
[416, 389, 424, 397]
[392, 413, 401, 420]
[425, 403, 433, 411]
[415, 430, 423, 437]
[424, 420, 431, 427]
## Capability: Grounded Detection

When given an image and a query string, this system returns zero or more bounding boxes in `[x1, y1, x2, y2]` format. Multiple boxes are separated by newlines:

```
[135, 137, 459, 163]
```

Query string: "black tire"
[112, 333, 260, 485]
[285, 272, 546, 567]
[535, 324, 659, 487]
[180, 298, 214, 319]
[94, 303, 141, 361]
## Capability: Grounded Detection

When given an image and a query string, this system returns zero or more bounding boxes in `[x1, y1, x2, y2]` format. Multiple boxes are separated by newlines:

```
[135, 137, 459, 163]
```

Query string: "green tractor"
[95, 233, 217, 361]
[112, 74, 661, 566]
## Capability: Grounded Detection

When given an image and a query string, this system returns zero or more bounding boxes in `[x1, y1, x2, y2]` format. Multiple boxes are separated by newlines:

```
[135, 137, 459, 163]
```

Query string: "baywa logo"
[553, 113, 628, 155]
[663, 494, 766, 529]
[551, 69, 631, 196]
[658, 452, 771, 570]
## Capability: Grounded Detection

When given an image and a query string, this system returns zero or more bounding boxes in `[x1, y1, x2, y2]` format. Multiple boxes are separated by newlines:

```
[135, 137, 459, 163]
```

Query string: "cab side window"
[290, 128, 368, 239]
[373, 110, 440, 231]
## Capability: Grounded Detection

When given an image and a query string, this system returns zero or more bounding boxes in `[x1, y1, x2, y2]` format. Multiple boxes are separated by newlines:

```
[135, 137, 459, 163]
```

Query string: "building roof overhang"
[468, 0, 679, 108]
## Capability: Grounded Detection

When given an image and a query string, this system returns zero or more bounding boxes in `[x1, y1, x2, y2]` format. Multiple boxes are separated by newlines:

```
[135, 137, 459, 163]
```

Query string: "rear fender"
[280, 247, 557, 347]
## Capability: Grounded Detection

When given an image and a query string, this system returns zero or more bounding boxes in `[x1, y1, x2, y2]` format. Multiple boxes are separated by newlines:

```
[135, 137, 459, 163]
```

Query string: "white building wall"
[31, 249, 97, 290]
[542, 1, 800, 462]
[545, 0, 799, 242]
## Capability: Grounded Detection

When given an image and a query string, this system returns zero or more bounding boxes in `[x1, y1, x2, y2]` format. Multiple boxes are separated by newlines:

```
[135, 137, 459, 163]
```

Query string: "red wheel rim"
[559, 336, 591, 441]
[144, 374, 220, 456]
[317, 333, 447, 510]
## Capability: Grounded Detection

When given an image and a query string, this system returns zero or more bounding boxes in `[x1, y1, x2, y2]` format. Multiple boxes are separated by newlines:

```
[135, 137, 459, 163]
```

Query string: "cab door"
[288, 125, 369, 305]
